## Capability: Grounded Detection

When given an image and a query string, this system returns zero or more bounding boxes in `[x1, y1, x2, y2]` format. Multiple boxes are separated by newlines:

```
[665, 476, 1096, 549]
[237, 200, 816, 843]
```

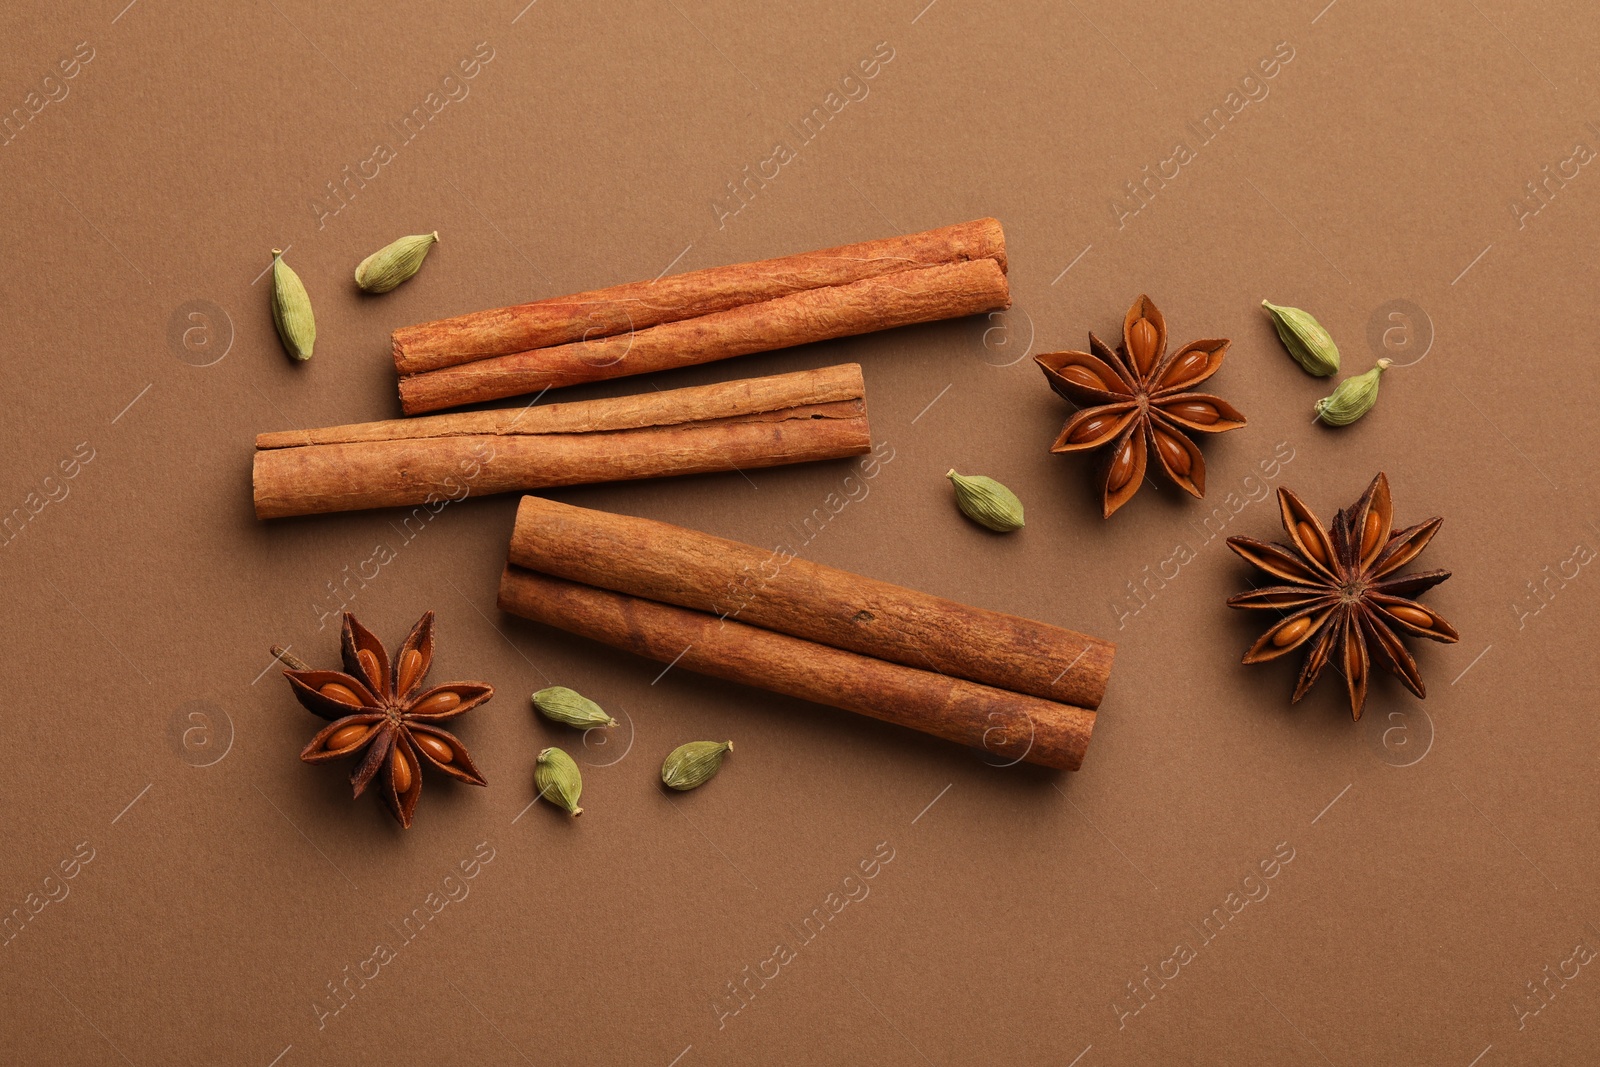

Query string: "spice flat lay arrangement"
[5, 2, 1599, 1064]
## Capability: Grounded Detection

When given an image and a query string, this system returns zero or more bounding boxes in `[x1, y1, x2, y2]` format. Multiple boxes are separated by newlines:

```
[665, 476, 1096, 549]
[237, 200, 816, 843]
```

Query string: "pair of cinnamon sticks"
[391, 217, 1009, 414]
[497, 498, 1112, 770]
[253, 219, 1010, 518]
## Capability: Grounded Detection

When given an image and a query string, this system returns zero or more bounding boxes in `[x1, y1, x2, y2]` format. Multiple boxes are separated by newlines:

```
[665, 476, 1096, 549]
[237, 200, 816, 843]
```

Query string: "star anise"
[1225, 473, 1459, 720]
[279, 612, 492, 828]
[1036, 295, 1246, 517]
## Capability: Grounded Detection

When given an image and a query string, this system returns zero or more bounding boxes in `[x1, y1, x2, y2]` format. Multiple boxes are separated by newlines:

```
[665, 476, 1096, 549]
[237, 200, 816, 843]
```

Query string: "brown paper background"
[4, 0, 1598, 1063]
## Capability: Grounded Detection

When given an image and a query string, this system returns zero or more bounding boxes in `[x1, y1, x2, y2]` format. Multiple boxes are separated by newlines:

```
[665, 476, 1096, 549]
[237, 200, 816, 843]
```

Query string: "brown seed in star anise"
[1036, 295, 1247, 517]
[1225, 472, 1459, 720]
[277, 611, 492, 828]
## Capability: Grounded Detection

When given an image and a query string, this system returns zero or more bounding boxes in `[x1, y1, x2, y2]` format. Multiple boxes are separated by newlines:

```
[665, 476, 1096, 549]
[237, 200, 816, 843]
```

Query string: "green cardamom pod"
[661, 740, 733, 791]
[534, 747, 583, 816]
[531, 685, 617, 729]
[946, 470, 1024, 532]
[354, 231, 439, 294]
[1315, 359, 1392, 426]
[269, 249, 315, 361]
[1262, 299, 1339, 376]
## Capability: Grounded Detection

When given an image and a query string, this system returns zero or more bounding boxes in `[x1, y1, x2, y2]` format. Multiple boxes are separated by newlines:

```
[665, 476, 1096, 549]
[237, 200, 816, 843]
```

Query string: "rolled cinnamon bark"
[497, 566, 1095, 770]
[392, 218, 1007, 374]
[253, 365, 870, 519]
[398, 258, 1009, 415]
[507, 496, 1114, 709]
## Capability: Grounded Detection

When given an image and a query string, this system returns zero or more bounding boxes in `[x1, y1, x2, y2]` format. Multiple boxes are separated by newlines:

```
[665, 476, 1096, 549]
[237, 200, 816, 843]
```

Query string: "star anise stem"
[271, 645, 311, 671]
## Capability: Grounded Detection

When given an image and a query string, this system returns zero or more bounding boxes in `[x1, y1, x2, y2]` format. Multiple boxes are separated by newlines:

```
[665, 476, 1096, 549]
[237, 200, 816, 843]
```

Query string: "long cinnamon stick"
[392, 218, 1006, 374]
[398, 258, 1008, 415]
[507, 496, 1114, 709]
[497, 566, 1095, 770]
[253, 365, 869, 519]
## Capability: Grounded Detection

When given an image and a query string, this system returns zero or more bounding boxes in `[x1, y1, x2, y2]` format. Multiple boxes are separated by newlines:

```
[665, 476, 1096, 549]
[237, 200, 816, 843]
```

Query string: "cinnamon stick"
[253, 365, 869, 519]
[497, 566, 1095, 770]
[507, 496, 1114, 709]
[392, 218, 1007, 374]
[398, 258, 1009, 415]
